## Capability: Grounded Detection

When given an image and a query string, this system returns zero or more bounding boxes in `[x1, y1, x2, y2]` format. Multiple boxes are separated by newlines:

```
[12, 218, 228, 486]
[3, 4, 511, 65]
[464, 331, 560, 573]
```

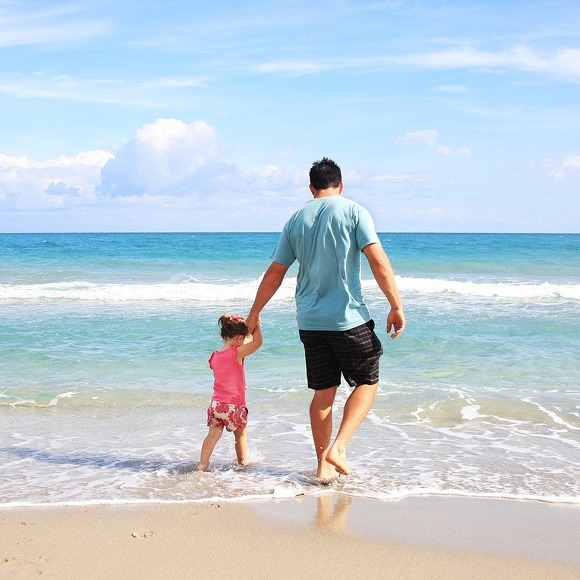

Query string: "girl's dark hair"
[218, 314, 249, 339]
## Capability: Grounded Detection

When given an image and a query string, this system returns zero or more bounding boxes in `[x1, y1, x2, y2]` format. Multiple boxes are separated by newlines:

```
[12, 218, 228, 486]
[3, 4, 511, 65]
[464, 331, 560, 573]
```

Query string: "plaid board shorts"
[299, 320, 383, 390]
[207, 400, 248, 432]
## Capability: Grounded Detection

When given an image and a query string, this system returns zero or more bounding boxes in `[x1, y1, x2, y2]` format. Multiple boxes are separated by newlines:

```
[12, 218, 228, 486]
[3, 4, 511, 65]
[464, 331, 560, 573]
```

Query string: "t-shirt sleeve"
[356, 206, 380, 250]
[271, 224, 297, 267]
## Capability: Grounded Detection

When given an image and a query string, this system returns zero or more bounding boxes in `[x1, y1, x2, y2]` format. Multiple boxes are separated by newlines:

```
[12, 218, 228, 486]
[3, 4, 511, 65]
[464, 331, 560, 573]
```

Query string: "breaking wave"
[1, 277, 578, 302]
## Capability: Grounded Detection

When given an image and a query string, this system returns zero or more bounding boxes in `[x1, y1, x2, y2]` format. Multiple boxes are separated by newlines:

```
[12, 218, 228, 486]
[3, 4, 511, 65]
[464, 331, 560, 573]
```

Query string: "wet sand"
[1, 496, 579, 579]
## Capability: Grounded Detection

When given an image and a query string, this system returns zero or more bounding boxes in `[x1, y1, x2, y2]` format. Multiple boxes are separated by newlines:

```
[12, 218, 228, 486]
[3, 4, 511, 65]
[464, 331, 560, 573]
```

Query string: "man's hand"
[387, 308, 405, 339]
[246, 313, 260, 335]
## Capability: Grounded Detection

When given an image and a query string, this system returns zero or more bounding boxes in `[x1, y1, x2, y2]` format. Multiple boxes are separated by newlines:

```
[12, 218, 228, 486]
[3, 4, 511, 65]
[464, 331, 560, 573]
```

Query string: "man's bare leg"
[309, 387, 338, 481]
[326, 383, 378, 475]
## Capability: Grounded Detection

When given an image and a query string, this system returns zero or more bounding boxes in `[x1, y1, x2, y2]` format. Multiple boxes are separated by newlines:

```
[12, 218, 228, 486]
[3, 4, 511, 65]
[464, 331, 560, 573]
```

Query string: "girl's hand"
[237, 319, 263, 361]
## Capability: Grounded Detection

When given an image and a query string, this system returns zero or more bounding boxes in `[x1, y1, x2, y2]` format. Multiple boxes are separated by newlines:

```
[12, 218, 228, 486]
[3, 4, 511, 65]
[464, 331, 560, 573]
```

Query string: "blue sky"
[1, 0, 579, 233]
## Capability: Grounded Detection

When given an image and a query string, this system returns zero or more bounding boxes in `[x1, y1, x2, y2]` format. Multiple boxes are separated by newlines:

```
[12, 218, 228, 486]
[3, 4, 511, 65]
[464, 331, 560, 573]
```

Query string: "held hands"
[387, 308, 405, 339]
[245, 313, 261, 335]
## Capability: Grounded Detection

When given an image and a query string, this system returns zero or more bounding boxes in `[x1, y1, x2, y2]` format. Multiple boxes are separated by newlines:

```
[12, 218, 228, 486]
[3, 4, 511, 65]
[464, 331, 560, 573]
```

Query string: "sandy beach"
[1, 496, 579, 579]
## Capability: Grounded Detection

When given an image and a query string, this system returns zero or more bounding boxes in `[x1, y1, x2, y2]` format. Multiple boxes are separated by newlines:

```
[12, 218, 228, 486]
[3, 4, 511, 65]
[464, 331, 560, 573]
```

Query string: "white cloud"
[99, 119, 308, 204]
[3, 117, 575, 234]
[436, 85, 470, 94]
[394, 130, 472, 157]
[396, 45, 580, 82]
[0, 118, 304, 208]
[0, 73, 206, 106]
[0, 119, 306, 231]
[0, 150, 112, 209]
[255, 60, 334, 76]
[547, 154, 580, 181]
[99, 119, 228, 196]
[0, 3, 109, 48]
[395, 129, 439, 149]
[256, 45, 580, 83]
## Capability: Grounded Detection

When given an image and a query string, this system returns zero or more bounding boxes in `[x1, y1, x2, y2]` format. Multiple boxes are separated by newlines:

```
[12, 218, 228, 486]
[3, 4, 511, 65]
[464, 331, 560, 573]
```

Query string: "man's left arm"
[362, 243, 405, 339]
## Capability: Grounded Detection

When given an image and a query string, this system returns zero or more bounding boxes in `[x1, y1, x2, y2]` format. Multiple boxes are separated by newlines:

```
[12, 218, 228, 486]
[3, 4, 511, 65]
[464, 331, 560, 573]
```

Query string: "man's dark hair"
[309, 157, 342, 190]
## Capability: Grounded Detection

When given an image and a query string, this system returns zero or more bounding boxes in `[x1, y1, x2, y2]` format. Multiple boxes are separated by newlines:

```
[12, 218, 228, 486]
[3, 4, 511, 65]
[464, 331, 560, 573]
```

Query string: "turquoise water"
[0, 233, 579, 505]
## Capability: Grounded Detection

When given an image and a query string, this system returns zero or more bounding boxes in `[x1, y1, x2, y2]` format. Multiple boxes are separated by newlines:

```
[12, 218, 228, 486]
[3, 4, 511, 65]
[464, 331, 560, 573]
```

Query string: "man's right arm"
[246, 261, 289, 333]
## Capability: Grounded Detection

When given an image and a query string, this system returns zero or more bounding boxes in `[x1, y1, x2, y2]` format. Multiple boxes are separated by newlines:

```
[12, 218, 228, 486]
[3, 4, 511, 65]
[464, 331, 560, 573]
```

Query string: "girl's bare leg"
[234, 427, 247, 465]
[309, 386, 338, 481]
[326, 383, 378, 475]
[197, 426, 223, 471]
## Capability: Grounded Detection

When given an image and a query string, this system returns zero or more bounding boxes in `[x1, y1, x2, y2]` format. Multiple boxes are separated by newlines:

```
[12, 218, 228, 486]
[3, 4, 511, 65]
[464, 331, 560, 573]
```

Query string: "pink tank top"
[209, 345, 246, 406]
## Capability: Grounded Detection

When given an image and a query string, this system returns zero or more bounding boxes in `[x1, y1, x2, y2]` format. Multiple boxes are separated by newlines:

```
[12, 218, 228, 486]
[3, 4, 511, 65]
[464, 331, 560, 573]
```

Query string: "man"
[246, 158, 405, 480]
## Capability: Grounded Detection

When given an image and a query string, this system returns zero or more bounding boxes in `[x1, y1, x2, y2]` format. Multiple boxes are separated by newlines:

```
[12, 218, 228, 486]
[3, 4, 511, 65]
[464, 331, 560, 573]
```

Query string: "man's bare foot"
[326, 447, 352, 475]
[196, 463, 208, 471]
[317, 460, 338, 483]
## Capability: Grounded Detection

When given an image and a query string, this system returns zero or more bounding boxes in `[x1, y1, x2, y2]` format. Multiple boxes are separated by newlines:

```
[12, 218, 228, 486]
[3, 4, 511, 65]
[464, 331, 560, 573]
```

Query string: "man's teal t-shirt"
[271, 195, 380, 331]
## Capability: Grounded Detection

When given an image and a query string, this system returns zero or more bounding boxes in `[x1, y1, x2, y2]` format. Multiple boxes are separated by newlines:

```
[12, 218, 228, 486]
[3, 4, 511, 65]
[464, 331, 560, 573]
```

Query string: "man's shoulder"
[340, 196, 368, 209]
[284, 196, 370, 227]
[326, 195, 368, 212]
[329, 197, 372, 223]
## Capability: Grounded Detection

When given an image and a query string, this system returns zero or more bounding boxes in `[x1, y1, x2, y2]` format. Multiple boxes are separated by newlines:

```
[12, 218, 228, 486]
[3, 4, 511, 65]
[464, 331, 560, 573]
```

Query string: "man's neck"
[310, 184, 343, 198]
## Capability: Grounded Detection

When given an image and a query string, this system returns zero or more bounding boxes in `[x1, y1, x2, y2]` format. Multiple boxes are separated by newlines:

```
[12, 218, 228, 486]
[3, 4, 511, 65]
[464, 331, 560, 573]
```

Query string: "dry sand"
[1, 496, 579, 579]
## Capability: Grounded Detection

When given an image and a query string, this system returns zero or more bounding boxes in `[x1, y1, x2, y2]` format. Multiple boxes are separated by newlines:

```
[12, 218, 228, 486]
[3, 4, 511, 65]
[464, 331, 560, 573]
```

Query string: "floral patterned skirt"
[207, 400, 248, 432]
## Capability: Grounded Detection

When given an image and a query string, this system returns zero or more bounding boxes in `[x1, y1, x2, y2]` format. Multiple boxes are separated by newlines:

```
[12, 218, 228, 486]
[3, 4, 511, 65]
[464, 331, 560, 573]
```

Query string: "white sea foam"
[49, 391, 78, 406]
[522, 398, 580, 431]
[0, 279, 296, 302]
[2, 401, 579, 505]
[2, 276, 578, 302]
[272, 480, 307, 498]
[390, 277, 580, 300]
[460, 404, 481, 420]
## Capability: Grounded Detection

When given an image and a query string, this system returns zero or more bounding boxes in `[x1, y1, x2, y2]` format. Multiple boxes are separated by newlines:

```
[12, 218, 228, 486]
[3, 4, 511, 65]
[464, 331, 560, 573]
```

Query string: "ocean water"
[0, 232, 578, 506]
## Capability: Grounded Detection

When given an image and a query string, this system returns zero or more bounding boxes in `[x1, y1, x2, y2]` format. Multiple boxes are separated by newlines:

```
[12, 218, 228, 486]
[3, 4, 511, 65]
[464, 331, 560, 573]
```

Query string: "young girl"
[196, 314, 263, 471]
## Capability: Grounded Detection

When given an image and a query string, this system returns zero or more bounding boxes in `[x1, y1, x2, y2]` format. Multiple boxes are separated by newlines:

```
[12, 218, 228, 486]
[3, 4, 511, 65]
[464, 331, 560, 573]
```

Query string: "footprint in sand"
[2, 555, 47, 576]
[131, 530, 154, 538]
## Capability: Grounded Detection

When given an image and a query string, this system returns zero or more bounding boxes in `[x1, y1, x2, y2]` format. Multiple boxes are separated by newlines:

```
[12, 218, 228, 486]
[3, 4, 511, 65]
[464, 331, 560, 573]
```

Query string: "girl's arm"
[236, 321, 263, 363]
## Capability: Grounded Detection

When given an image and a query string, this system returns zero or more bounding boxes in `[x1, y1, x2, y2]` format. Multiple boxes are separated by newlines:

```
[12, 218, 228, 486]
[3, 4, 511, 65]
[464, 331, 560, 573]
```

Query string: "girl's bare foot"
[326, 447, 352, 475]
[196, 463, 208, 471]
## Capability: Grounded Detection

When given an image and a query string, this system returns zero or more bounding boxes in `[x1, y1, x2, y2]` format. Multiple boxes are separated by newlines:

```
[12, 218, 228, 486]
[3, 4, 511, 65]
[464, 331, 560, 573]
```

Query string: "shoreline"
[2, 495, 579, 579]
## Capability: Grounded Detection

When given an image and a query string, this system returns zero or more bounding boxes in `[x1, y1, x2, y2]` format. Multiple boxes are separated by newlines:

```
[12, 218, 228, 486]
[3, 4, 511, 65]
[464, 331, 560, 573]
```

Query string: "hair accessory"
[231, 314, 242, 321]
